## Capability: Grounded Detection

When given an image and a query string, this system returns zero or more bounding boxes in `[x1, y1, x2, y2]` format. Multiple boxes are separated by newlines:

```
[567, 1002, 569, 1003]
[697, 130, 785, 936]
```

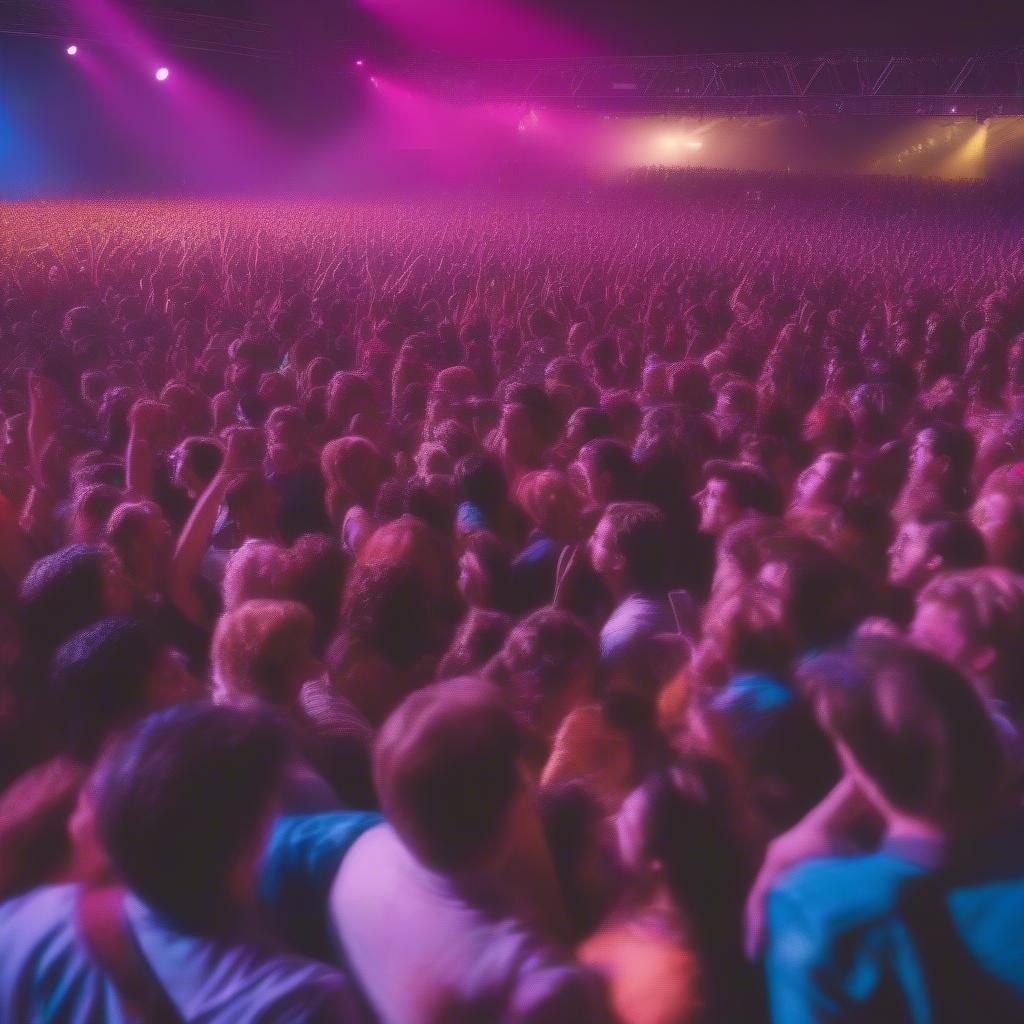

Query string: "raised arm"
[125, 399, 165, 499]
[168, 427, 259, 624]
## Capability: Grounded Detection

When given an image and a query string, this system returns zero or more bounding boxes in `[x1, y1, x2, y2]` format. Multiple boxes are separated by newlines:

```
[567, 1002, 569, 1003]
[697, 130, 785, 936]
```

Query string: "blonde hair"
[212, 599, 315, 707]
[222, 540, 292, 612]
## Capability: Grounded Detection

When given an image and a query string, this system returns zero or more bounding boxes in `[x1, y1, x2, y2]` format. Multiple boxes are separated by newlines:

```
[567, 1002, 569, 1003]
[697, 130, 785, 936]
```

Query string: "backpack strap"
[76, 886, 183, 1024]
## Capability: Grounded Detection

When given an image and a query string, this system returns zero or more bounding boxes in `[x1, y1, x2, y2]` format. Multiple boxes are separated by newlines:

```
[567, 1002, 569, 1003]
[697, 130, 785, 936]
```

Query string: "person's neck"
[606, 573, 631, 602]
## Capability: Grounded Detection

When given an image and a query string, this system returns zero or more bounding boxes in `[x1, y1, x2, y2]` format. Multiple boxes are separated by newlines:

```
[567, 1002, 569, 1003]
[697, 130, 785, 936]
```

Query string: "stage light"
[369, 76, 379, 87]
[66, 45, 78, 56]
[686, 140, 703, 150]
[155, 67, 170, 82]
[355, 58, 365, 68]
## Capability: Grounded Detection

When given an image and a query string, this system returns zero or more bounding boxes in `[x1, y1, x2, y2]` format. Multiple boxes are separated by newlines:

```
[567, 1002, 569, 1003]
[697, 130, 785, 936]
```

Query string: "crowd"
[1, 171, 1024, 1022]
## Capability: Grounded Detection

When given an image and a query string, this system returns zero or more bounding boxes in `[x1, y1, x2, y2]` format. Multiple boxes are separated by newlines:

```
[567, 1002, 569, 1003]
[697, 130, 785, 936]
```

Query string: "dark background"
[149, 0, 1024, 55]
[1, 1, 1022, 194]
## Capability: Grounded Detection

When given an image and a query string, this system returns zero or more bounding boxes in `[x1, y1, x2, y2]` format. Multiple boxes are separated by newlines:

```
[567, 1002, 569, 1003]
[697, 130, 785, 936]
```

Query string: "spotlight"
[686, 140, 703, 150]
[155, 67, 170, 82]
[355, 58, 365, 68]
[66, 44, 78, 56]
[369, 76, 379, 87]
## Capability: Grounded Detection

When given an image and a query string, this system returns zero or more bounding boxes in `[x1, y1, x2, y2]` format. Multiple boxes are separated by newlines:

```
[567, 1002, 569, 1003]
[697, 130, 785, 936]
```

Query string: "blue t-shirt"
[766, 824, 1024, 1024]
[260, 811, 384, 961]
[0, 884, 360, 1023]
[0, 811, 383, 1023]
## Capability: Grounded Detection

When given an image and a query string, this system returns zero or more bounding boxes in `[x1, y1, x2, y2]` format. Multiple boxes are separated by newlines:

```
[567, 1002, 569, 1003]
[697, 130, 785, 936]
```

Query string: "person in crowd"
[330, 677, 614, 1023]
[696, 460, 782, 540]
[0, 703, 365, 1022]
[888, 512, 988, 593]
[587, 501, 676, 660]
[457, 529, 515, 613]
[49, 616, 199, 761]
[762, 638, 1024, 1023]
[910, 568, 1024, 749]
[581, 763, 758, 1024]
[1, 177, 1024, 1024]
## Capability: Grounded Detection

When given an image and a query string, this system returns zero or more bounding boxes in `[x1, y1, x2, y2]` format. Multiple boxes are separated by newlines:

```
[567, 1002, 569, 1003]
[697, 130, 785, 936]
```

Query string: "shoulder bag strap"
[76, 886, 184, 1024]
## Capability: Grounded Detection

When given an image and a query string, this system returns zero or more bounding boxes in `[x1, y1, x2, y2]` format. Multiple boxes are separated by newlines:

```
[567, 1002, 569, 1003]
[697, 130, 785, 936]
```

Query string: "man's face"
[909, 599, 973, 675]
[588, 516, 622, 582]
[888, 521, 934, 589]
[696, 477, 738, 536]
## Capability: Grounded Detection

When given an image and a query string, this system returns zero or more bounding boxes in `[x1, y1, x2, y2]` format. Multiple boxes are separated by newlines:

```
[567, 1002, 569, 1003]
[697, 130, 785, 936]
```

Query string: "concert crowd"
[1, 171, 1024, 1021]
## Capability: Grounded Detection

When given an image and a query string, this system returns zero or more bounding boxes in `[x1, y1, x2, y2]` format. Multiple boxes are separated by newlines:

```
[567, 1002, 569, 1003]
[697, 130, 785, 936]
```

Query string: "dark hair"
[634, 763, 751, 1012]
[404, 476, 456, 536]
[600, 501, 671, 592]
[455, 453, 508, 517]
[487, 607, 597, 730]
[94, 703, 288, 929]
[50, 618, 163, 761]
[703, 460, 782, 517]
[374, 678, 523, 874]
[919, 421, 976, 506]
[915, 513, 988, 571]
[758, 533, 875, 650]
[579, 438, 637, 500]
[566, 407, 614, 446]
[19, 545, 112, 662]
[703, 673, 839, 833]
[801, 638, 1005, 828]
[288, 534, 348, 654]
[437, 608, 513, 681]
[343, 560, 437, 670]
[178, 436, 224, 483]
[503, 383, 557, 444]
[462, 530, 514, 611]
[539, 781, 610, 937]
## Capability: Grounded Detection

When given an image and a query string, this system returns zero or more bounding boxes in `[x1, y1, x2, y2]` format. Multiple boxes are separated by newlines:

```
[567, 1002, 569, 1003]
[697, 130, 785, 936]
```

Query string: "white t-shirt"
[329, 823, 612, 1024]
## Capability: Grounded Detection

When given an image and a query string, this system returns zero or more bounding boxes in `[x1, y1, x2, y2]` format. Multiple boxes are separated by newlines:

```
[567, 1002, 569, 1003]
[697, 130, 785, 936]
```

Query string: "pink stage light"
[66, 45, 78, 56]
[155, 67, 170, 81]
[355, 58, 365, 68]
